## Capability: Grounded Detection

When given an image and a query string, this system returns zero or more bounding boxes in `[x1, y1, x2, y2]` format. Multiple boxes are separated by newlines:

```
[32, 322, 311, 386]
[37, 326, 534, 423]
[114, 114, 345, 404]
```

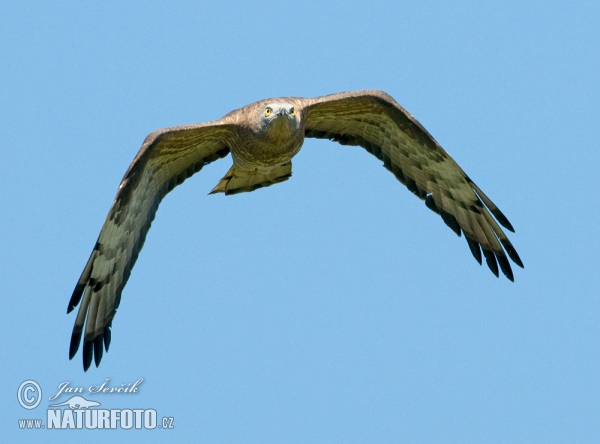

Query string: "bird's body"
[210, 99, 305, 194]
[67, 90, 524, 371]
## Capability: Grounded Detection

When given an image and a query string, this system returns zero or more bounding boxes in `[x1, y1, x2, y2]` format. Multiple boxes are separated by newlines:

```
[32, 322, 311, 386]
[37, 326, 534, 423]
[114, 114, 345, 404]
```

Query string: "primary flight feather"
[68, 90, 523, 370]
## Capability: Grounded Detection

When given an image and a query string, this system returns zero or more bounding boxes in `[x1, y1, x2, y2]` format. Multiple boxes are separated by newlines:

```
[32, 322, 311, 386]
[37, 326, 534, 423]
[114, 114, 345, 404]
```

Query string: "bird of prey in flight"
[67, 90, 523, 370]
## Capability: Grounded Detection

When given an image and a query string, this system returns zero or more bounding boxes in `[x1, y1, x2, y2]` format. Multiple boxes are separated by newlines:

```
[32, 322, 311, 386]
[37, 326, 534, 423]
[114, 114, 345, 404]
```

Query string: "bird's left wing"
[301, 90, 523, 280]
[68, 120, 235, 370]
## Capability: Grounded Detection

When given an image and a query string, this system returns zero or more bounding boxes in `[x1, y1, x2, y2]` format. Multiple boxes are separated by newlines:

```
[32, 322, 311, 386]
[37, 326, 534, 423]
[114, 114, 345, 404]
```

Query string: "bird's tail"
[209, 163, 292, 195]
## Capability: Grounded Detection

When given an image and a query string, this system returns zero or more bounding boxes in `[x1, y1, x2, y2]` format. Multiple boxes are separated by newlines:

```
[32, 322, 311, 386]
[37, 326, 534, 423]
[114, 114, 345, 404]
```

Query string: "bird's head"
[258, 102, 299, 138]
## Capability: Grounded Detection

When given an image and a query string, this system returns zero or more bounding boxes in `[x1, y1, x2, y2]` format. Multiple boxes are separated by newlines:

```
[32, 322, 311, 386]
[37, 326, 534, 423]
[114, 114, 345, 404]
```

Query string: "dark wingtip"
[482, 248, 499, 278]
[466, 175, 515, 232]
[503, 242, 524, 268]
[83, 340, 93, 372]
[67, 284, 86, 314]
[497, 255, 514, 281]
[492, 209, 515, 233]
[94, 336, 104, 367]
[69, 327, 82, 360]
[103, 325, 112, 352]
[465, 237, 482, 265]
[440, 209, 462, 237]
[425, 194, 440, 214]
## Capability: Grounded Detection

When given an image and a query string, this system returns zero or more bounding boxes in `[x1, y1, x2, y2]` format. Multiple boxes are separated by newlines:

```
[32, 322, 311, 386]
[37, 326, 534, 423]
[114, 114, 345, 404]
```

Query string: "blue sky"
[2, 1, 599, 442]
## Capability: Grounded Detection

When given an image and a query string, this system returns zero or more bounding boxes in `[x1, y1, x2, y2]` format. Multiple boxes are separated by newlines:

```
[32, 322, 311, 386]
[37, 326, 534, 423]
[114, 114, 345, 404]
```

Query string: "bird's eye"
[264, 107, 272, 116]
[290, 107, 296, 116]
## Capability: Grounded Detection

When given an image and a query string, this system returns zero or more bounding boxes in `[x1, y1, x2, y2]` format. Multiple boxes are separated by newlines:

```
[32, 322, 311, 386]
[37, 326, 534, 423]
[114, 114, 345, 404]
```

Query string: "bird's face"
[259, 102, 299, 137]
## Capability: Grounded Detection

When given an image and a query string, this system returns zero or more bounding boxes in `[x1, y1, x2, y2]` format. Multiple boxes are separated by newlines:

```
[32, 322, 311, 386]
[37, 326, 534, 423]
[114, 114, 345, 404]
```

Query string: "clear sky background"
[2, 1, 599, 443]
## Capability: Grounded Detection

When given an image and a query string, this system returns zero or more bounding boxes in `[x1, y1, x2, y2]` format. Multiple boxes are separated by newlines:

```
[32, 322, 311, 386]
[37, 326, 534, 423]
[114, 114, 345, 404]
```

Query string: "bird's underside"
[67, 89, 524, 371]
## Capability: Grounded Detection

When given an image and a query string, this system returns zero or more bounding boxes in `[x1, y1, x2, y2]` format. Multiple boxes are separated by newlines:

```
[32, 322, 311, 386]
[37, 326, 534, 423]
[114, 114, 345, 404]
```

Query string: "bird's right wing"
[68, 120, 236, 370]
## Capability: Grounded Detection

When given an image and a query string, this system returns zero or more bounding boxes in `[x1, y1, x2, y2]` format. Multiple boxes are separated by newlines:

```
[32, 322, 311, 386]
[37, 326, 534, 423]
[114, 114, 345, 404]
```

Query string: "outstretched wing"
[302, 90, 523, 280]
[68, 120, 235, 370]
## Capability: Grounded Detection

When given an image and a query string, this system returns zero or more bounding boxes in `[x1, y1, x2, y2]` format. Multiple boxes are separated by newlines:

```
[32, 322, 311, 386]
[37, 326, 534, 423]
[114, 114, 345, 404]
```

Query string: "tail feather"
[210, 163, 292, 195]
